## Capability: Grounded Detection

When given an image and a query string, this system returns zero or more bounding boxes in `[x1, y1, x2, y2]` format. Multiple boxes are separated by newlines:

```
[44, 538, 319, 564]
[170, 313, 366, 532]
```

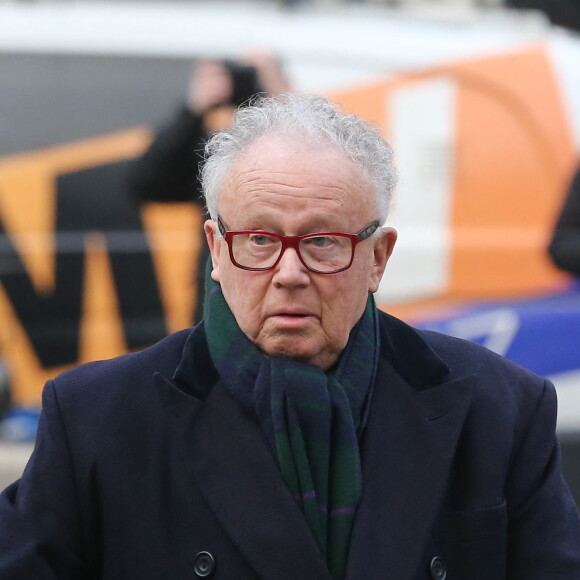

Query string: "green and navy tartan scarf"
[203, 276, 380, 579]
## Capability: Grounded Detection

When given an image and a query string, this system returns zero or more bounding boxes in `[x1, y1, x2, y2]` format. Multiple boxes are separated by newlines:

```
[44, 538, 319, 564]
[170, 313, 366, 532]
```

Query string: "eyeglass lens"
[231, 233, 353, 273]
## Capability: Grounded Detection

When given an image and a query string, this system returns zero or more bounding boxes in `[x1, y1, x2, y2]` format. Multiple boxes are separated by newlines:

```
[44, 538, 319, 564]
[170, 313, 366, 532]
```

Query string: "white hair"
[201, 93, 397, 223]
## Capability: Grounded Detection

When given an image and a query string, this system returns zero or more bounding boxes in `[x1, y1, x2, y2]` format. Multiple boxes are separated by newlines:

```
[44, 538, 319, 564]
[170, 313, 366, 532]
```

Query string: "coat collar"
[328, 312, 474, 579]
[345, 326, 474, 578]
[154, 372, 332, 579]
[155, 312, 473, 579]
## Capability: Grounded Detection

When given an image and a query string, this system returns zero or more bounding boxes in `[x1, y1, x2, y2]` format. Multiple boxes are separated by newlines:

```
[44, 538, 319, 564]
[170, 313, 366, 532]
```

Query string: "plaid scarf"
[204, 276, 380, 578]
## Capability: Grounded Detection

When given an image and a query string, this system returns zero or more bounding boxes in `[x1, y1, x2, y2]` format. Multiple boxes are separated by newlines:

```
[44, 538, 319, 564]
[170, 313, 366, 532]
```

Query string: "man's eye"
[249, 234, 275, 246]
[308, 236, 334, 248]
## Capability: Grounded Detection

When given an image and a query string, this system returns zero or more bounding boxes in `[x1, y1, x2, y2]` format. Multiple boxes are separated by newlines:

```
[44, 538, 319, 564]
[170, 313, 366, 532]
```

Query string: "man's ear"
[204, 220, 222, 283]
[368, 227, 397, 293]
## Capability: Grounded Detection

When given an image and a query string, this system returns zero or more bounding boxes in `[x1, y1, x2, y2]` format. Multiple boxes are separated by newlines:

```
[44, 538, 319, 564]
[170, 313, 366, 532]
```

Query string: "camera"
[223, 60, 264, 107]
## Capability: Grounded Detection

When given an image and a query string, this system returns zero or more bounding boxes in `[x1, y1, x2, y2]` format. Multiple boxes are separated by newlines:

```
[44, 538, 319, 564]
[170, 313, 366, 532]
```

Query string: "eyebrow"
[232, 217, 345, 235]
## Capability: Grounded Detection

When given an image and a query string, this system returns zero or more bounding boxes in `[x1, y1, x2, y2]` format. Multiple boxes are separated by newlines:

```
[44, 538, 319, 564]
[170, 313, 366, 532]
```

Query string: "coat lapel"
[154, 372, 331, 580]
[346, 356, 475, 579]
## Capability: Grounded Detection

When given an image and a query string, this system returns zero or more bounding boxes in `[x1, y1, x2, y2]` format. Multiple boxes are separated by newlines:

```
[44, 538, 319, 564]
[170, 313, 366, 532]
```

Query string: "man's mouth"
[278, 313, 308, 317]
[270, 312, 314, 326]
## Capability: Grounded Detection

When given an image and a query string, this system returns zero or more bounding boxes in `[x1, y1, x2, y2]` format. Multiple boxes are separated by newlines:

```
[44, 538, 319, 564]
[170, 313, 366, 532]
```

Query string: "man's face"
[205, 134, 397, 370]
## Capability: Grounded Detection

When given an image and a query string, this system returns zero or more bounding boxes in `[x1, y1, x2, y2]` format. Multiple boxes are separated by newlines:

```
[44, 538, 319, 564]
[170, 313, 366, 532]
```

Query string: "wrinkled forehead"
[218, 133, 378, 222]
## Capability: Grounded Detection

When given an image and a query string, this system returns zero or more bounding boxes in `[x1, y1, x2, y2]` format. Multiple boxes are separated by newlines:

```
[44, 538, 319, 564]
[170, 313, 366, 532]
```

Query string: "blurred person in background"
[504, 0, 580, 32]
[129, 51, 291, 323]
[549, 163, 580, 277]
[0, 93, 579, 579]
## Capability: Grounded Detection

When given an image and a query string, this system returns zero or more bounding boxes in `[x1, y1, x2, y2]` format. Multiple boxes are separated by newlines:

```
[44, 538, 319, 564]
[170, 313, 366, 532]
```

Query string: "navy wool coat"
[1, 311, 579, 579]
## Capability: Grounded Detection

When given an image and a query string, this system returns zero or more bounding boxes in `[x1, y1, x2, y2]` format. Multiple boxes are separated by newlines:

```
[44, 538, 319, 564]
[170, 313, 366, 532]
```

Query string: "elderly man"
[1, 95, 579, 579]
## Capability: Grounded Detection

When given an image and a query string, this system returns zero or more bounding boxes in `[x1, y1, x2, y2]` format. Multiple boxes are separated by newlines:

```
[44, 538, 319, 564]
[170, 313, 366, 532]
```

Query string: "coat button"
[430, 556, 447, 580]
[193, 551, 215, 578]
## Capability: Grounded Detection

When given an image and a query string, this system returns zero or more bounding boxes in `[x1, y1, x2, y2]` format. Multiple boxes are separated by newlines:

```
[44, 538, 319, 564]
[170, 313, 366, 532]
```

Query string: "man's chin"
[258, 340, 338, 371]
[259, 338, 318, 365]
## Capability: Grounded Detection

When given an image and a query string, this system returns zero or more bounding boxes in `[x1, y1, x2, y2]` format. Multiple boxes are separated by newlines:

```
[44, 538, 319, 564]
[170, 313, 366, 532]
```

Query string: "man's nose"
[272, 247, 310, 287]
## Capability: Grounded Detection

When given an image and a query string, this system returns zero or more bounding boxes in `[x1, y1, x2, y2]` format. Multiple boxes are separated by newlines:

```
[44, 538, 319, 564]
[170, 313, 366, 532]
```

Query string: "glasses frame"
[217, 216, 380, 274]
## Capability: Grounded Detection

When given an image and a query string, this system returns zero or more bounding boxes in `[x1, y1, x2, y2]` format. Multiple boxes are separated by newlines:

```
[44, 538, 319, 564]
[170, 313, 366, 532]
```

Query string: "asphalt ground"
[0, 442, 34, 490]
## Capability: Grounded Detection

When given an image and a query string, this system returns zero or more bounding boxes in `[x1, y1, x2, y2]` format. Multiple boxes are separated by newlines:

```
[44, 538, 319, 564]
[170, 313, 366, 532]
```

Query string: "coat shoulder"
[378, 309, 547, 398]
[418, 327, 545, 387]
[49, 328, 193, 401]
[416, 327, 552, 428]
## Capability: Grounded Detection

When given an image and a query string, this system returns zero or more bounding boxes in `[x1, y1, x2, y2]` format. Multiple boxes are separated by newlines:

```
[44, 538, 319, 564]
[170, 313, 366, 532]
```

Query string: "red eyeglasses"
[217, 216, 380, 274]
